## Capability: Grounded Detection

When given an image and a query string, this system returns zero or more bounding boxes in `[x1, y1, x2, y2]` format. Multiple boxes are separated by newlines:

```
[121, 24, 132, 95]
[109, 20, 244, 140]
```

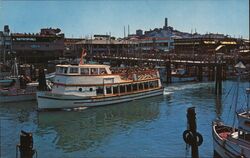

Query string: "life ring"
[195, 132, 203, 146]
[183, 130, 193, 145]
[183, 130, 203, 146]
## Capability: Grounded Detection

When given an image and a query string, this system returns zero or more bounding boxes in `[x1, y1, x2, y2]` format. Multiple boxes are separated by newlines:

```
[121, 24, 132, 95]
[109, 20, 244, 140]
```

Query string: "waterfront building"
[11, 27, 64, 64]
[64, 38, 85, 57]
[138, 37, 174, 53]
[68, 35, 138, 57]
[173, 37, 240, 55]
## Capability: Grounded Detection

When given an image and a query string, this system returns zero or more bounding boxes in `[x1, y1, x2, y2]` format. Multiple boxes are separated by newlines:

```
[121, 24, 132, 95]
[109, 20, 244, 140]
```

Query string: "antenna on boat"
[79, 49, 87, 65]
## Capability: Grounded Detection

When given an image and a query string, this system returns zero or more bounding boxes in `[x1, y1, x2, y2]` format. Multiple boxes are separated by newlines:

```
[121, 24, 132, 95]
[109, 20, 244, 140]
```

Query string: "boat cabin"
[52, 64, 161, 97]
[55, 64, 112, 75]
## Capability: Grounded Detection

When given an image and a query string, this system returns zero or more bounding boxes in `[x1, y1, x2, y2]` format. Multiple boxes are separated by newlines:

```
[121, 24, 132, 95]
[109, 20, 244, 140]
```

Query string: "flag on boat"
[79, 49, 87, 65]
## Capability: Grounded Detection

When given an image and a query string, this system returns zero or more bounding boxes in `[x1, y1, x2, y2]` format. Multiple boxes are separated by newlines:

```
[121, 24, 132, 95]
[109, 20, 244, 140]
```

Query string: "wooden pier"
[87, 52, 229, 84]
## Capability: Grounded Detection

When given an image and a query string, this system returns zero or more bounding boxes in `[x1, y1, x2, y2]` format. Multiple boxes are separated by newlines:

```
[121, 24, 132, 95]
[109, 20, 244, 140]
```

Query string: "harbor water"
[0, 80, 249, 157]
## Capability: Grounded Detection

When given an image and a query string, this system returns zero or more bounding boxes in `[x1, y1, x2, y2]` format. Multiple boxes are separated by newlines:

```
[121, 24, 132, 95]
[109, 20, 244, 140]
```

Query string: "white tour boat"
[36, 64, 163, 110]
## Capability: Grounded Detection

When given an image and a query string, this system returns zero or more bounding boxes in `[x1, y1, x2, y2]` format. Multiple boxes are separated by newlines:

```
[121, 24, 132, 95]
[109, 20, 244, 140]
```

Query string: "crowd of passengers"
[111, 67, 157, 80]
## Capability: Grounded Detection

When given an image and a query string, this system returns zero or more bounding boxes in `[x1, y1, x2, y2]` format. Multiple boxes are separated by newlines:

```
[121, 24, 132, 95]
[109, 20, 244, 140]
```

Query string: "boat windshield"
[90, 68, 98, 75]
[99, 68, 107, 74]
[57, 67, 68, 74]
[69, 67, 79, 74]
[80, 68, 89, 75]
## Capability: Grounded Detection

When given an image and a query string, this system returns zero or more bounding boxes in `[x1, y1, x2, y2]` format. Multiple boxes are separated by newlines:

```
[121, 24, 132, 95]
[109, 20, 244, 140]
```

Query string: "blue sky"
[0, 0, 249, 39]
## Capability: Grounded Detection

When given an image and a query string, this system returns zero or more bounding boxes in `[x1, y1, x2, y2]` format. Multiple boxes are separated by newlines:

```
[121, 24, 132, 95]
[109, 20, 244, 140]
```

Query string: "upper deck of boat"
[56, 64, 110, 69]
[56, 64, 112, 76]
[55, 64, 160, 83]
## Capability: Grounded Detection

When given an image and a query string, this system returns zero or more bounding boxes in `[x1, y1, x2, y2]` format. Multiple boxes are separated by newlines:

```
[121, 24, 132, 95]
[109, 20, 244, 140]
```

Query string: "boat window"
[89, 88, 93, 92]
[58, 67, 64, 73]
[126, 84, 132, 92]
[144, 82, 149, 89]
[120, 85, 126, 93]
[96, 87, 104, 95]
[79, 88, 82, 92]
[132, 83, 138, 91]
[106, 86, 112, 94]
[154, 80, 159, 87]
[69, 67, 79, 74]
[113, 86, 119, 94]
[90, 68, 98, 75]
[149, 81, 154, 88]
[99, 68, 107, 74]
[139, 83, 144, 90]
[57, 67, 68, 74]
[149, 80, 159, 88]
[64, 68, 68, 74]
[81, 68, 89, 75]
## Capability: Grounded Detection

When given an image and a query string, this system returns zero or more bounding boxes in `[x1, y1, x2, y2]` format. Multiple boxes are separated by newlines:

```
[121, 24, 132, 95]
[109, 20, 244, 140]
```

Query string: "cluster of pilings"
[89, 53, 228, 86]
[164, 60, 225, 85]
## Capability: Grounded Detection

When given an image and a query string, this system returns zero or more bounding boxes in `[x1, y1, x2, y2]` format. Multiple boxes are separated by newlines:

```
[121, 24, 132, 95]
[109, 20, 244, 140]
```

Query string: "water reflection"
[0, 101, 36, 123]
[36, 100, 160, 153]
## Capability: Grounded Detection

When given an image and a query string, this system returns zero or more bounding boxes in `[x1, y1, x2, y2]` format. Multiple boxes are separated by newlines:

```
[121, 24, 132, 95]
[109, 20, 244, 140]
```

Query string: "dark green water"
[0, 81, 249, 157]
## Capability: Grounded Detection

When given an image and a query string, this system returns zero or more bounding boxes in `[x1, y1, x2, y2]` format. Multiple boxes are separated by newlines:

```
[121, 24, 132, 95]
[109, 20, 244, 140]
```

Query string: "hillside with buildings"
[132, 18, 228, 39]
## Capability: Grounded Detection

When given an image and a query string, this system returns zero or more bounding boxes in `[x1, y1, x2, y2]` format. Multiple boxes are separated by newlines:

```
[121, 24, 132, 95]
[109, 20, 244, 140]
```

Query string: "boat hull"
[212, 122, 250, 158]
[37, 88, 163, 110]
[0, 79, 13, 87]
[0, 93, 36, 103]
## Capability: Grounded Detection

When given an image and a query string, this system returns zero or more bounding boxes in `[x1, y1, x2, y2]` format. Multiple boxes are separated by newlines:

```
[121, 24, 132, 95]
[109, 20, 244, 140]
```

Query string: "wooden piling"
[197, 66, 203, 82]
[211, 66, 215, 81]
[215, 63, 222, 95]
[166, 60, 172, 84]
[187, 107, 198, 158]
[17, 131, 35, 158]
[183, 107, 203, 158]
[208, 66, 214, 81]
